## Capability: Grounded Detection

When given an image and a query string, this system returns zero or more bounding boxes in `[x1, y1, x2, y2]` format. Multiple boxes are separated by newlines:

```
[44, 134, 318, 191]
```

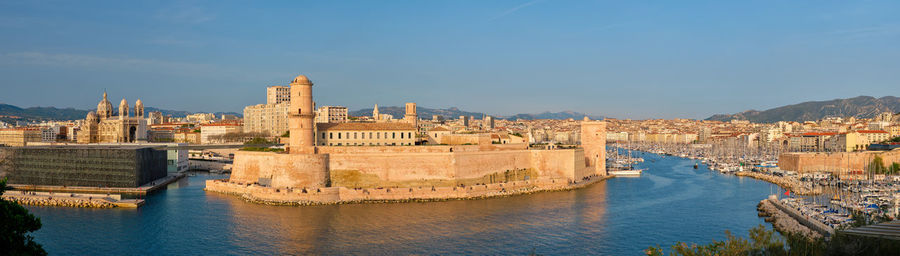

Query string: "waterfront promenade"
[8, 173, 185, 196]
[3, 190, 144, 208]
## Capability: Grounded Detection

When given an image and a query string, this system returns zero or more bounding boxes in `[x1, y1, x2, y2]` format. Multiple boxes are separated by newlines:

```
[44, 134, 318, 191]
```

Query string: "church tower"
[404, 102, 417, 128]
[97, 92, 113, 120]
[373, 104, 380, 122]
[135, 99, 144, 118]
[288, 75, 316, 154]
[119, 98, 130, 118]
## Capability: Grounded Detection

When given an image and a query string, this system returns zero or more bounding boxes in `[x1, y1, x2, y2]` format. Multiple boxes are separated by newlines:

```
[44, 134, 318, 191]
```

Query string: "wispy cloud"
[155, 3, 215, 24]
[0, 51, 286, 82]
[822, 25, 900, 40]
[490, 0, 545, 21]
[148, 38, 204, 47]
[2, 52, 207, 71]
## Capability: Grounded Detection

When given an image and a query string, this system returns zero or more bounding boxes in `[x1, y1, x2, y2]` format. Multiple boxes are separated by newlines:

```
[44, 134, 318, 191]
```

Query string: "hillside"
[349, 106, 605, 121]
[706, 96, 900, 123]
[0, 103, 241, 123]
[349, 106, 486, 120]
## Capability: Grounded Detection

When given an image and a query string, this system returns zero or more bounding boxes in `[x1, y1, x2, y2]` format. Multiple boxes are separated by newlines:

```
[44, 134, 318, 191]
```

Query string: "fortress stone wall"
[228, 145, 592, 188]
[778, 149, 900, 174]
[229, 152, 330, 188]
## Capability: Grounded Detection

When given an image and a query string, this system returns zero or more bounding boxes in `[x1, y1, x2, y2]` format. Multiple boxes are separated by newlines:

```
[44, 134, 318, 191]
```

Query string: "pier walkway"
[767, 196, 835, 237]
[9, 173, 185, 196]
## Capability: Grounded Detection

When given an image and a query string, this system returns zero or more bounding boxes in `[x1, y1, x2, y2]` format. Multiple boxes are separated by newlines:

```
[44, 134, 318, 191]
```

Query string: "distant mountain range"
[706, 96, 900, 123]
[349, 106, 605, 121]
[0, 103, 241, 123]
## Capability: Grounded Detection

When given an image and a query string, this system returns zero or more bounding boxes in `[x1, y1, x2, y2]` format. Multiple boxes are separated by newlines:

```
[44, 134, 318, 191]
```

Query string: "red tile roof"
[856, 130, 888, 134]
[802, 132, 837, 136]
[317, 122, 416, 131]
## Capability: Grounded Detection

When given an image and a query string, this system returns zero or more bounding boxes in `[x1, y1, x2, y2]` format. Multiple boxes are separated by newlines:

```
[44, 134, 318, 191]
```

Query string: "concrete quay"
[8, 173, 185, 196]
[757, 196, 835, 240]
[3, 190, 144, 208]
[757, 198, 823, 239]
[205, 175, 610, 206]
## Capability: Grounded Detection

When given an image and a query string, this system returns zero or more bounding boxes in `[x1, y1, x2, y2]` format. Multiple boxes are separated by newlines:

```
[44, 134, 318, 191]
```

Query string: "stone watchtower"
[581, 117, 607, 176]
[288, 75, 316, 154]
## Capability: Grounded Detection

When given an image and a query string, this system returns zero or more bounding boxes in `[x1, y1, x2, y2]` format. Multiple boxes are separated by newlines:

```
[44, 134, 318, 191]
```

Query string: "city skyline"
[1, 1, 900, 119]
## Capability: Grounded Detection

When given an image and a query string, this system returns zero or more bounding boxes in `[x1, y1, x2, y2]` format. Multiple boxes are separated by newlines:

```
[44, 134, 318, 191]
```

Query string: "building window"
[369, 132, 373, 139]
[354, 132, 357, 139]
[322, 132, 326, 139]
[377, 133, 381, 139]
[393, 132, 396, 139]
[330, 133, 334, 139]
[338, 133, 341, 139]
[401, 133, 404, 139]
[408, 132, 412, 139]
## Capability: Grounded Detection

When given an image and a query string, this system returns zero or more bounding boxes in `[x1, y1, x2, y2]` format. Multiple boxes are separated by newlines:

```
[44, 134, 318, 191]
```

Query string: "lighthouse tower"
[288, 75, 316, 154]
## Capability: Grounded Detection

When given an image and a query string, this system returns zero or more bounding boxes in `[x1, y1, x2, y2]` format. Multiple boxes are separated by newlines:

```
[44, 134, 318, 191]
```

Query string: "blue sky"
[1, 0, 898, 119]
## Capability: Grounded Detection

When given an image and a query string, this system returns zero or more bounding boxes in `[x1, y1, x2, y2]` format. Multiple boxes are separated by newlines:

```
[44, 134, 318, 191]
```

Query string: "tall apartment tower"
[404, 103, 417, 128]
[581, 117, 607, 176]
[288, 75, 315, 154]
[267, 86, 291, 104]
[484, 115, 495, 130]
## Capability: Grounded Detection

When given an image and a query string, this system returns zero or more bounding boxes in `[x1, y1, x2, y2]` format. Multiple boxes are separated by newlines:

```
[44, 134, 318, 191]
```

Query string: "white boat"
[609, 169, 643, 177]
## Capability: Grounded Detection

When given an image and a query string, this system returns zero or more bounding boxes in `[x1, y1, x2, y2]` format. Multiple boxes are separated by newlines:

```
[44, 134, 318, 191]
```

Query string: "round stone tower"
[288, 75, 316, 154]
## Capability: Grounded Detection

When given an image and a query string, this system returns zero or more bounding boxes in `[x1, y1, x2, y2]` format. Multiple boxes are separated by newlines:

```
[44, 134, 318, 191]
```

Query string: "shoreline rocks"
[3, 194, 117, 208]
[736, 172, 821, 196]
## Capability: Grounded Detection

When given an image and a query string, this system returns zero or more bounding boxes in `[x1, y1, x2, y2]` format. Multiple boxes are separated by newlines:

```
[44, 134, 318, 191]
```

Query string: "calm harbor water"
[28, 153, 776, 255]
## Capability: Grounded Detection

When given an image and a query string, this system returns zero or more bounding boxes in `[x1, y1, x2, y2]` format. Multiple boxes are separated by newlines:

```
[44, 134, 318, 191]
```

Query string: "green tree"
[889, 162, 900, 175]
[0, 178, 48, 255]
[868, 155, 887, 174]
[243, 137, 272, 145]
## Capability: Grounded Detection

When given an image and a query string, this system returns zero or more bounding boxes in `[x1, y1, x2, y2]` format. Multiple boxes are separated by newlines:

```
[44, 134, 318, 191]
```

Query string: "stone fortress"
[206, 75, 608, 204]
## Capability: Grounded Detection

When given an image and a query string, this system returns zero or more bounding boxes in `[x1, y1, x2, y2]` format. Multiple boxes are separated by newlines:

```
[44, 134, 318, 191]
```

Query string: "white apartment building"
[315, 106, 348, 123]
[266, 86, 291, 104]
[186, 113, 218, 123]
[200, 123, 243, 144]
[243, 102, 289, 137]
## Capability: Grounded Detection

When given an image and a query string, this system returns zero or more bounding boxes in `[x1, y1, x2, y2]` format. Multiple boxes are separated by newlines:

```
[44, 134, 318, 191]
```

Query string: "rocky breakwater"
[206, 175, 610, 206]
[757, 198, 822, 240]
[736, 171, 821, 196]
[3, 191, 119, 208]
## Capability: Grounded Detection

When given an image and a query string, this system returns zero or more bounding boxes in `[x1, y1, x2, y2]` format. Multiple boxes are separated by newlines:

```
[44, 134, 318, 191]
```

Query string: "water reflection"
[217, 181, 609, 255]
